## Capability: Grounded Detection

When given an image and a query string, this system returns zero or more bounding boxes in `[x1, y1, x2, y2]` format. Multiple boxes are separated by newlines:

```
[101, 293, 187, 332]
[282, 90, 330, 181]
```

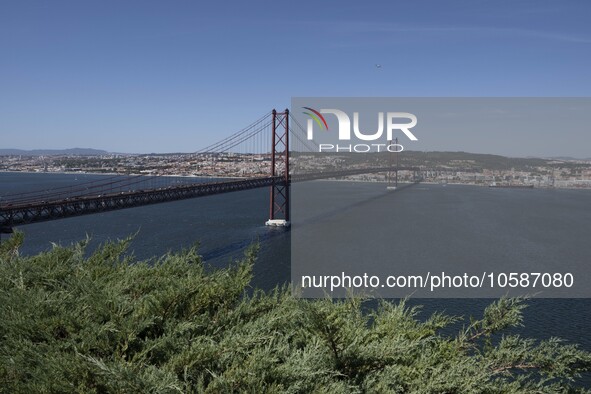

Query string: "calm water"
[0, 172, 290, 290]
[1, 172, 590, 383]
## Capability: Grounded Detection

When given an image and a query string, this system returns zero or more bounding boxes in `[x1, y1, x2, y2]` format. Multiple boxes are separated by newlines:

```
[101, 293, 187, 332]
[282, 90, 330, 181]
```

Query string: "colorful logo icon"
[302, 107, 329, 131]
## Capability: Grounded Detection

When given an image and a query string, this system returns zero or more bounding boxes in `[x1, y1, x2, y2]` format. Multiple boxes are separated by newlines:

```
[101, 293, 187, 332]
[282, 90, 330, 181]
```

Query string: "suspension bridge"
[0, 109, 420, 237]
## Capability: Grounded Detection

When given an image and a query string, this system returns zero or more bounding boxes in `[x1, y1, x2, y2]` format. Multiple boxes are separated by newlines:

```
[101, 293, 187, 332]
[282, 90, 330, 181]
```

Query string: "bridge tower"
[386, 137, 399, 190]
[265, 109, 290, 227]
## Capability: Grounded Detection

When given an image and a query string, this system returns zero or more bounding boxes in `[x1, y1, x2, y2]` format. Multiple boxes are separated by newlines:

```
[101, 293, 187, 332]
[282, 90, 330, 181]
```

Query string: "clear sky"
[1, 1, 590, 154]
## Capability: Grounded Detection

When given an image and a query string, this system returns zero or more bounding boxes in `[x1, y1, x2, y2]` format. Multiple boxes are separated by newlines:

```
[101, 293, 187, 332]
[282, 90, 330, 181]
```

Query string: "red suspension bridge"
[0, 109, 420, 235]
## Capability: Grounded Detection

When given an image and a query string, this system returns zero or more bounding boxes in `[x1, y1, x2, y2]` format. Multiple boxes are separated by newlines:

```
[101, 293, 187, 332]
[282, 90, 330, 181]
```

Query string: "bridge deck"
[0, 167, 421, 228]
[0, 176, 282, 227]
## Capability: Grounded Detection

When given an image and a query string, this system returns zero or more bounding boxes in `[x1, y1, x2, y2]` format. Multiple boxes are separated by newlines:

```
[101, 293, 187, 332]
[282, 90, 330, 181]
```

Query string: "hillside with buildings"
[1, 150, 590, 188]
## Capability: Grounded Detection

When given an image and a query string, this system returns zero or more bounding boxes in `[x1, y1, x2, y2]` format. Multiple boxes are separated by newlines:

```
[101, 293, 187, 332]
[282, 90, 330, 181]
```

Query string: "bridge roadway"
[0, 166, 420, 228]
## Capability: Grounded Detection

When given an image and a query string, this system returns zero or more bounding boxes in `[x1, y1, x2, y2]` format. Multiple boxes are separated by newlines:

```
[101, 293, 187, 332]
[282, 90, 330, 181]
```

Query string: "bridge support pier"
[266, 109, 290, 227]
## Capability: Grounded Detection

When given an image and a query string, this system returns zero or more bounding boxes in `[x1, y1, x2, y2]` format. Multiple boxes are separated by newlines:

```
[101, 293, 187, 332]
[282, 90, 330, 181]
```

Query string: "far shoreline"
[0, 169, 249, 180]
[1, 170, 589, 191]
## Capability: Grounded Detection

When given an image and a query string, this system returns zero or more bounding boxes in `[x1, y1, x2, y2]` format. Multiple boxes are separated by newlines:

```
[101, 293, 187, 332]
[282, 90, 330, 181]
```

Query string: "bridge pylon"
[386, 137, 399, 190]
[265, 109, 290, 227]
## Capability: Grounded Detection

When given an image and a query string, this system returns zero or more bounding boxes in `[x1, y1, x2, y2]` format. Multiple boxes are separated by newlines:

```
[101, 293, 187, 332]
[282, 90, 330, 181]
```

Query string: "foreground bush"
[1, 233, 590, 393]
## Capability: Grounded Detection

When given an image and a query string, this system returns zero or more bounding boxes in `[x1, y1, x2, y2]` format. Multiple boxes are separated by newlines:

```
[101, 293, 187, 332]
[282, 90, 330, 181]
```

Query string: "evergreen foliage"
[1, 233, 590, 393]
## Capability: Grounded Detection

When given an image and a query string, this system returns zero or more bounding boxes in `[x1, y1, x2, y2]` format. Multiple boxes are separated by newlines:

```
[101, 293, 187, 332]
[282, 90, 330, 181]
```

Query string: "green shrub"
[1, 232, 590, 393]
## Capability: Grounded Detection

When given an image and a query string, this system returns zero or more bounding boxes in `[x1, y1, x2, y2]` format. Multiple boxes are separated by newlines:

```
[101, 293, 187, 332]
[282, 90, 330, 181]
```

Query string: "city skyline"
[1, 1, 590, 156]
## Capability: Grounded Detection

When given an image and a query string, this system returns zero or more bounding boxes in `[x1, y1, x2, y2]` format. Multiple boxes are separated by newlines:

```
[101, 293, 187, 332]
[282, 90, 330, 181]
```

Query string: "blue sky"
[1, 1, 590, 154]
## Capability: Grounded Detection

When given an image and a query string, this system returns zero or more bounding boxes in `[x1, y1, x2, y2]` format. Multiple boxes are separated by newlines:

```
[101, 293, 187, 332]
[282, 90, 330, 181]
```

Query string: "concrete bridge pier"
[0, 226, 14, 243]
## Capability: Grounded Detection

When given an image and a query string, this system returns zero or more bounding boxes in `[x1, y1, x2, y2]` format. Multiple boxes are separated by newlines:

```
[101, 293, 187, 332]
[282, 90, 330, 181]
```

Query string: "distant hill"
[296, 150, 591, 172]
[0, 148, 109, 156]
[544, 156, 591, 161]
